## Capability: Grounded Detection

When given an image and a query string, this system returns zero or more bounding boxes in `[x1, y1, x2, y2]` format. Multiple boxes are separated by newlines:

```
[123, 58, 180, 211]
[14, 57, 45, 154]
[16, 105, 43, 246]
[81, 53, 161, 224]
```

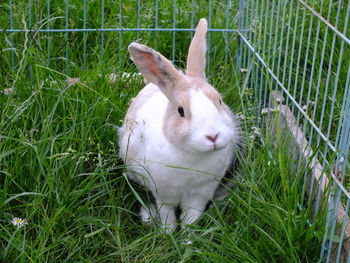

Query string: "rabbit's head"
[128, 19, 240, 154]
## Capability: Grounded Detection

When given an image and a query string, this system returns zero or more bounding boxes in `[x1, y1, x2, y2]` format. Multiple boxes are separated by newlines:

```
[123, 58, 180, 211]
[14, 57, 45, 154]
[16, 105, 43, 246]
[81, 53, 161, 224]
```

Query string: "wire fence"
[1, 0, 350, 261]
[239, 0, 350, 261]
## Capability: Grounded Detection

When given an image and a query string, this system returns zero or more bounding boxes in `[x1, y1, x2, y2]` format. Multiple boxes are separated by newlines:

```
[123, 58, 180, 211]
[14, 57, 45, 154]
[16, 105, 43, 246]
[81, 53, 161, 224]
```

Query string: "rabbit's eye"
[178, 106, 185, 117]
[219, 99, 222, 105]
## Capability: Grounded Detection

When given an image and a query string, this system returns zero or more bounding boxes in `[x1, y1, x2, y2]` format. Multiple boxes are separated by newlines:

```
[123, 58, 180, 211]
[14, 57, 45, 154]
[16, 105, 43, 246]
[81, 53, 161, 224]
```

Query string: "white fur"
[118, 18, 241, 231]
[119, 84, 239, 230]
[187, 89, 237, 153]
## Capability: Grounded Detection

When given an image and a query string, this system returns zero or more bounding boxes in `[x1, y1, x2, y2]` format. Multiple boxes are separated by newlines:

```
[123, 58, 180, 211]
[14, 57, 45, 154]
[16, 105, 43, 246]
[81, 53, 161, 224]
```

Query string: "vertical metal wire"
[263, 0, 274, 121]
[238, 0, 244, 71]
[47, 0, 50, 66]
[270, 0, 280, 76]
[242, 0, 249, 69]
[152, 0, 158, 46]
[101, 0, 104, 64]
[207, 0, 212, 76]
[337, 64, 350, 153]
[260, 0, 269, 103]
[281, 0, 295, 131]
[248, 0, 254, 96]
[326, 188, 342, 262]
[336, 64, 350, 150]
[65, 0, 69, 75]
[10, 0, 14, 69]
[28, 0, 31, 26]
[336, 0, 350, 148]
[266, 0, 280, 123]
[274, 0, 287, 92]
[172, 0, 176, 64]
[83, 0, 86, 70]
[336, 64, 350, 188]
[224, 0, 230, 63]
[320, 187, 334, 260]
[190, 0, 194, 39]
[337, 198, 350, 262]
[281, 0, 293, 86]
[137, 0, 140, 40]
[257, 0, 265, 125]
[252, 0, 259, 107]
[274, 0, 288, 148]
[155, 0, 158, 28]
[118, 0, 122, 70]
[28, 0, 32, 81]
[329, 0, 350, 154]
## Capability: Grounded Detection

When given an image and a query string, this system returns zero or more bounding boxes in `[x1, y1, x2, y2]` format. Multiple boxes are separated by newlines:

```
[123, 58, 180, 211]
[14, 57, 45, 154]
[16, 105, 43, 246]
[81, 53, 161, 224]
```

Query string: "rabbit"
[118, 18, 242, 231]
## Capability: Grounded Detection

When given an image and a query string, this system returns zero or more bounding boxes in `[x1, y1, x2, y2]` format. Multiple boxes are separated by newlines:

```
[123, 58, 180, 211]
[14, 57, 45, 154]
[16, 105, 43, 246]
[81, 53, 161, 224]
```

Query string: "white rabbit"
[118, 18, 242, 231]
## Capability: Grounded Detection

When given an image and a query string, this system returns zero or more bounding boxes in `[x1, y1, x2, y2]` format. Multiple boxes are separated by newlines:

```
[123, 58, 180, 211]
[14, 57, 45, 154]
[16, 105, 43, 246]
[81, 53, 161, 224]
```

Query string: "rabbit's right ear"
[186, 18, 208, 79]
[128, 43, 181, 99]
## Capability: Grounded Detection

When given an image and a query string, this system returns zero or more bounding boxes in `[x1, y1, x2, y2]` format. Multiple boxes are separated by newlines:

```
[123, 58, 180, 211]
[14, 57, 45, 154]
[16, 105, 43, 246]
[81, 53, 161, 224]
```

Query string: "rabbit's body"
[118, 19, 241, 231]
[119, 82, 235, 199]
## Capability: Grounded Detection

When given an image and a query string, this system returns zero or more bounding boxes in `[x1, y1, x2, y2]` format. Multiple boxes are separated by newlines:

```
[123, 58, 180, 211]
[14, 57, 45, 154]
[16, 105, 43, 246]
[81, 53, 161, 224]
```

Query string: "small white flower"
[11, 217, 28, 228]
[261, 107, 277, 116]
[1, 88, 14, 95]
[237, 112, 246, 120]
[181, 239, 193, 245]
[302, 104, 308, 112]
[251, 126, 261, 136]
[186, 240, 193, 245]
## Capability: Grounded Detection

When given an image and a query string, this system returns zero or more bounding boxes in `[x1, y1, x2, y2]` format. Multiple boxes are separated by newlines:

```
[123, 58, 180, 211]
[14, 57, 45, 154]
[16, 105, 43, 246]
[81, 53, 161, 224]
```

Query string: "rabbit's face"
[163, 78, 238, 154]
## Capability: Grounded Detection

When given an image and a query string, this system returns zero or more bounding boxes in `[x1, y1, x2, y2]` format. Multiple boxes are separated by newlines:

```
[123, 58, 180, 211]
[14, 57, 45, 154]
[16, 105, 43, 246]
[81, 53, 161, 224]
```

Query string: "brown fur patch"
[163, 88, 192, 149]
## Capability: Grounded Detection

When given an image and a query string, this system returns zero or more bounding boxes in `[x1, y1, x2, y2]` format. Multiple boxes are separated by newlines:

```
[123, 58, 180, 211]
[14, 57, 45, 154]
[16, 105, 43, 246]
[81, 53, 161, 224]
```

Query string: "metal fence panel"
[239, 0, 350, 261]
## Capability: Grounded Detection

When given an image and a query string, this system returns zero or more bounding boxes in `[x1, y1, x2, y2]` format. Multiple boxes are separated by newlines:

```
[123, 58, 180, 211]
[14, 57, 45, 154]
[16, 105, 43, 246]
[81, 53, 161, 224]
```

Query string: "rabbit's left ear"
[128, 43, 181, 99]
[186, 18, 207, 79]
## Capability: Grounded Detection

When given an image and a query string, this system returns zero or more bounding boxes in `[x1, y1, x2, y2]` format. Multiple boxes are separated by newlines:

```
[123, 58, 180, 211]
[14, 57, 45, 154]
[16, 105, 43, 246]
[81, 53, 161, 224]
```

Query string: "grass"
[0, 0, 339, 262]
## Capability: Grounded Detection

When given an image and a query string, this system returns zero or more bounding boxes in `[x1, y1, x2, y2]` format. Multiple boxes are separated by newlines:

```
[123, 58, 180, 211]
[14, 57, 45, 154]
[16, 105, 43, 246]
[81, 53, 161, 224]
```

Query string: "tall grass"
[0, 0, 331, 262]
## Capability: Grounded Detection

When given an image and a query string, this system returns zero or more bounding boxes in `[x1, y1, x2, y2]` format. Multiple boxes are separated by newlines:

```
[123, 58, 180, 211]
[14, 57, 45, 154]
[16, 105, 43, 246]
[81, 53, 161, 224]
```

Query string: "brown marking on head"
[162, 78, 193, 149]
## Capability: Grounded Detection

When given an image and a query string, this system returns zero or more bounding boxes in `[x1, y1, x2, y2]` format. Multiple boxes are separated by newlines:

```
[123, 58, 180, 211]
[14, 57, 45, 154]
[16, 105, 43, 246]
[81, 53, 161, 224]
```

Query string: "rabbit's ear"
[128, 43, 181, 99]
[186, 18, 207, 79]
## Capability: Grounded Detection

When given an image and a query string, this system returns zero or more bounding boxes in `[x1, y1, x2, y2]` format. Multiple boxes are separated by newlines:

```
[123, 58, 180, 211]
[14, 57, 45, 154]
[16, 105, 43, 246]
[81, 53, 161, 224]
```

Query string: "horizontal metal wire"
[0, 28, 247, 33]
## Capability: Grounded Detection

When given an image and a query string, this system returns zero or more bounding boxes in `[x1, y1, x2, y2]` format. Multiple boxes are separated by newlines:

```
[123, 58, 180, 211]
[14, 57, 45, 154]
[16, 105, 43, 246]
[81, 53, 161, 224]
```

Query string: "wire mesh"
[239, 0, 350, 261]
[1, 0, 350, 261]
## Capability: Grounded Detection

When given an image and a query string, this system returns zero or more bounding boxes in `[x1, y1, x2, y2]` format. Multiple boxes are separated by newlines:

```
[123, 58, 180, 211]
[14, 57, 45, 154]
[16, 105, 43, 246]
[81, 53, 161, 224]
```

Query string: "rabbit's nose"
[205, 133, 219, 143]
